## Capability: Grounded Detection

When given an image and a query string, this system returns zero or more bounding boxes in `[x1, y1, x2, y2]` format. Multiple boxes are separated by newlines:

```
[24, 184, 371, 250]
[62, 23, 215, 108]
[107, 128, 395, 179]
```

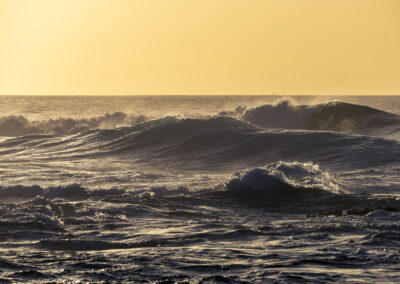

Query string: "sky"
[0, 0, 399, 95]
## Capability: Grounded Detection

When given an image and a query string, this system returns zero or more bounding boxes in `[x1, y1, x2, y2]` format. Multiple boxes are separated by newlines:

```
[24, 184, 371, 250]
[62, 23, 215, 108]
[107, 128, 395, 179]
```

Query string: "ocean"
[0, 95, 399, 283]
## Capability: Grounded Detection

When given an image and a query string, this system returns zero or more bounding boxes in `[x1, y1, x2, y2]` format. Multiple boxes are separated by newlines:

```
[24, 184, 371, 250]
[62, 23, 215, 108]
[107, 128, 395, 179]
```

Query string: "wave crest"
[1, 101, 399, 140]
[0, 112, 146, 136]
[226, 161, 341, 195]
[243, 100, 400, 137]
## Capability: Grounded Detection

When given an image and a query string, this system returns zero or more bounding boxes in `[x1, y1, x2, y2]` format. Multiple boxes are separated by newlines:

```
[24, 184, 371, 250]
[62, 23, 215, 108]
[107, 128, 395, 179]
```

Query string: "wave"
[1, 162, 400, 215]
[226, 161, 341, 195]
[213, 162, 400, 212]
[243, 100, 400, 137]
[99, 118, 399, 169]
[0, 112, 147, 136]
[214, 161, 343, 208]
[1, 100, 398, 139]
[0, 162, 351, 203]
[1, 115, 399, 170]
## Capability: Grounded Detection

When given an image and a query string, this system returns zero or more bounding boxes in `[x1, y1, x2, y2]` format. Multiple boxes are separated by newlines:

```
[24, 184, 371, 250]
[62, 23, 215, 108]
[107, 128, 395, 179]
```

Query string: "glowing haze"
[0, 0, 399, 95]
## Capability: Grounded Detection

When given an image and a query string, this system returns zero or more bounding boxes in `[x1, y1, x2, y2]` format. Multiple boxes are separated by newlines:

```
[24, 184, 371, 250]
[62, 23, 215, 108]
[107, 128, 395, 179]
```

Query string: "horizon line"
[1, 93, 399, 97]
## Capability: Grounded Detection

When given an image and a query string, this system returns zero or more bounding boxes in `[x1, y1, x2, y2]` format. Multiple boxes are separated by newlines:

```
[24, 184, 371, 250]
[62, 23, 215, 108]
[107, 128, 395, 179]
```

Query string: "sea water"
[0, 95, 399, 283]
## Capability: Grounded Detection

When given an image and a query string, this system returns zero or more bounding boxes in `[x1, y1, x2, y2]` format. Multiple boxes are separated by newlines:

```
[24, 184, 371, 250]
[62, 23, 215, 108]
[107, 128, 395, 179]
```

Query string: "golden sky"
[0, 0, 399, 95]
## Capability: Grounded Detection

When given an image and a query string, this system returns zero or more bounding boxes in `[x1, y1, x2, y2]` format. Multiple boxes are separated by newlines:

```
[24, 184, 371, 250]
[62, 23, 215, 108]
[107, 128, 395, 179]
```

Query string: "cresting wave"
[243, 100, 400, 137]
[1, 162, 399, 213]
[1, 115, 399, 171]
[0, 112, 147, 136]
[214, 162, 400, 212]
[226, 161, 341, 195]
[2, 162, 322, 202]
[0, 101, 399, 139]
[0, 162, 347, 201]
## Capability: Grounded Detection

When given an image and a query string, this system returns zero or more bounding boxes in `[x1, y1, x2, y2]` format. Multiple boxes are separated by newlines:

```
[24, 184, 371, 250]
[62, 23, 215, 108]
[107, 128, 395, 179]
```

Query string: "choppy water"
[0, 95, 399, 283]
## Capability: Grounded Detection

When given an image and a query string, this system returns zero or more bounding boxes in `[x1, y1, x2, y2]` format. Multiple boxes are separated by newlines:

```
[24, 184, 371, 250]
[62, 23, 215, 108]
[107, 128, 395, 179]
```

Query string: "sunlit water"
[0, 95, 399, 283]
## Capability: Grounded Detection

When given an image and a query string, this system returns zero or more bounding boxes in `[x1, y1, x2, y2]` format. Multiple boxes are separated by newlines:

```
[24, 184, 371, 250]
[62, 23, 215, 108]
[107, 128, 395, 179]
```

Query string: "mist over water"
[0, 95, 399, 283]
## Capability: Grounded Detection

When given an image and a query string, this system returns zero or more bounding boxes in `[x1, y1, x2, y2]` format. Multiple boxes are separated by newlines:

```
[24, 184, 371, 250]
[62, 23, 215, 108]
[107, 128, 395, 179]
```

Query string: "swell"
[1, 116, 399, 170]
[243, 100, 400, 137]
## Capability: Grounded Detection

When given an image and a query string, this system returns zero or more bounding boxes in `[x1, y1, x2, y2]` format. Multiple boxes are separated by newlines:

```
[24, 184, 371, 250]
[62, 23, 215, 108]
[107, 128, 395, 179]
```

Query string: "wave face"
[1, 115, 399, 174]
[87, 117, 400, 171]
[243, 100, 400, 137]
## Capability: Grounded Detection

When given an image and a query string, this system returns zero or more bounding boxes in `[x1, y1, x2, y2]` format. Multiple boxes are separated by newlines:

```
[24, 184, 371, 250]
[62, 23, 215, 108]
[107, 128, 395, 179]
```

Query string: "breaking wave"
[1, 101, 399, 139]
[226, 161, 341, 195]
[1, 170, 400, 214]
[214, 162, 400, 212]
[1, 115, 399, 170]
[0, 112, 147, 136]
[243, 100, 400, 137]
[0, 161, 399, 217]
